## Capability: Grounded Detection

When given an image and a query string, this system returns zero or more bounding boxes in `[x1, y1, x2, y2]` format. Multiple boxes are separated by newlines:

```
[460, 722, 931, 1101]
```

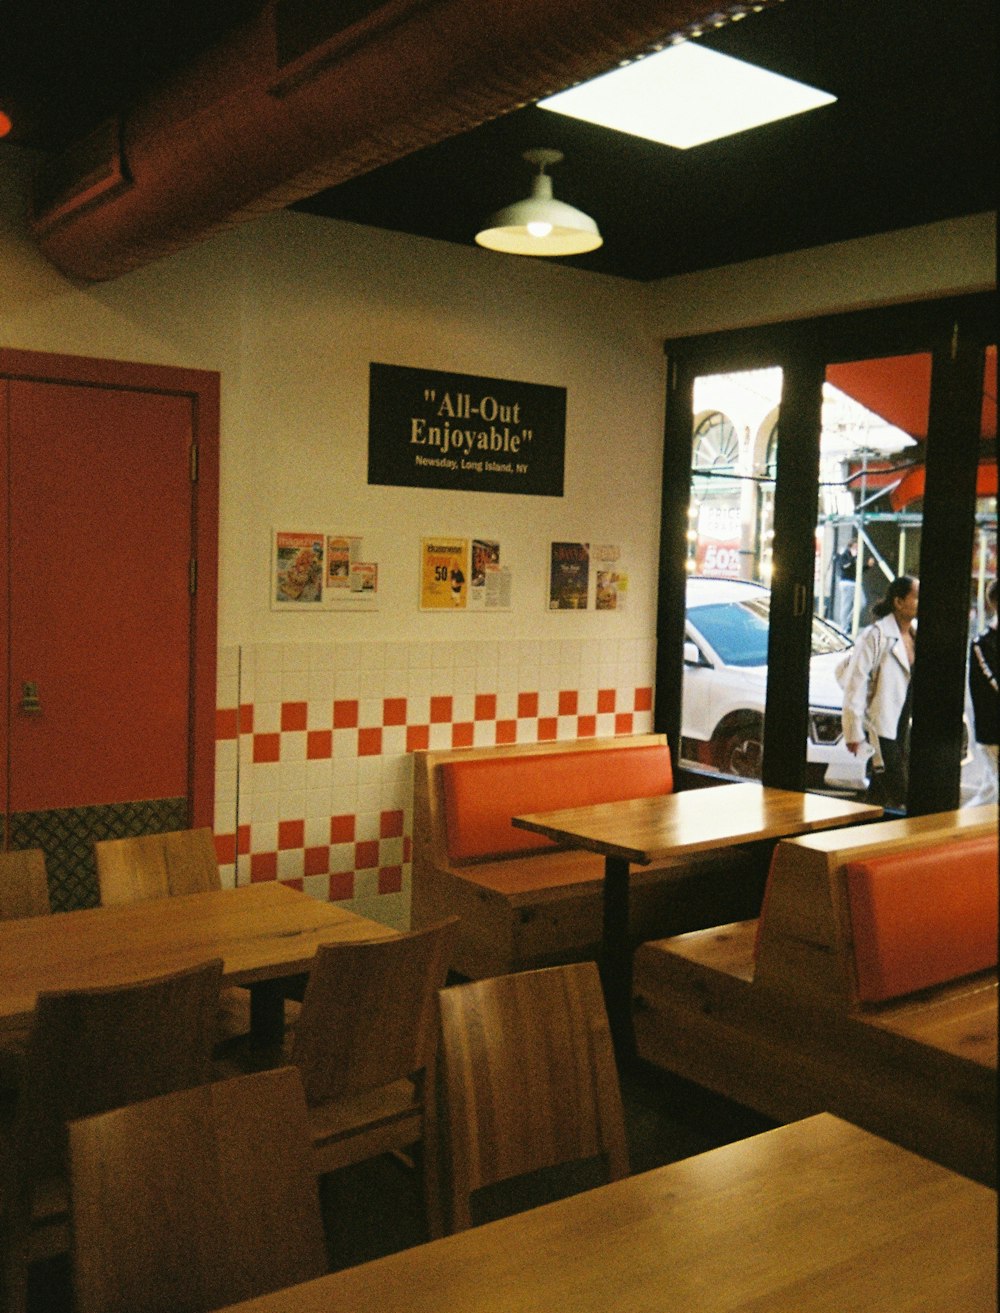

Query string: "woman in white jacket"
[841, 575, 919, 809]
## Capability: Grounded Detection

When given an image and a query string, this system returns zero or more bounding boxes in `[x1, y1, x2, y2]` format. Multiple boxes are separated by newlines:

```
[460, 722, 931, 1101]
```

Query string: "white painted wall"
[642, 211, 997, 338]
[1, 148, 666, 649]
[4, 149, 993, 655]
[219, 209, 665, 646]
[2, 147, 994, 922]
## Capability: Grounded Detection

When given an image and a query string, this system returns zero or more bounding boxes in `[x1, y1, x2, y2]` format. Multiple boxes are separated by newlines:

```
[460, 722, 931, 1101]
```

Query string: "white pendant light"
[475, 148, 602, 257]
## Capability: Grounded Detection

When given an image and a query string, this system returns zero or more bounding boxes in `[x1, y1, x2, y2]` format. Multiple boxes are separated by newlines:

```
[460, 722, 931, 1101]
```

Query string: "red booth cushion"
[440, 744, 673, 863]
[844, 833, 998, 1002]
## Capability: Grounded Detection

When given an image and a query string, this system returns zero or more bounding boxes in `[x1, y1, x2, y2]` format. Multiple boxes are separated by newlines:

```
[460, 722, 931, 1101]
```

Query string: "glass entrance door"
[659, 292, 994, 816]
[680, 368, 782, 778]
[817, 353, 930, 807]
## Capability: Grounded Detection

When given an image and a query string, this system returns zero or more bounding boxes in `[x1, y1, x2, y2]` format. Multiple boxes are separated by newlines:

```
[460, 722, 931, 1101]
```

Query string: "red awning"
[889, 460, 998, 510]
[827, 345, 996, 441]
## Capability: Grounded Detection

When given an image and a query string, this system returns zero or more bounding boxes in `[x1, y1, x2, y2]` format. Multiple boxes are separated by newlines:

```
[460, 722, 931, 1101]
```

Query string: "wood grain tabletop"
[514, 783, 883, 864]
[213, 1113, 996, 1313]
[0, 883, 393, 1034]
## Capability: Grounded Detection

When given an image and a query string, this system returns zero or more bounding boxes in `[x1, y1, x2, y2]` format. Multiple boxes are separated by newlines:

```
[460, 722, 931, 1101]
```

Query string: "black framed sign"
[368, 363, 565, 497]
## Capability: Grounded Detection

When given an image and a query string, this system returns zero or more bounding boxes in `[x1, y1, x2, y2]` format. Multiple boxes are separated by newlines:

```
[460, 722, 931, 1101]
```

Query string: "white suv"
[680, 577, 867, 791]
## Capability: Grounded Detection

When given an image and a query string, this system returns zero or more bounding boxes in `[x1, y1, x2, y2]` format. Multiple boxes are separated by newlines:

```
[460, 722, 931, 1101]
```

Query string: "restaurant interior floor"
[27, 1062, 775, 1312]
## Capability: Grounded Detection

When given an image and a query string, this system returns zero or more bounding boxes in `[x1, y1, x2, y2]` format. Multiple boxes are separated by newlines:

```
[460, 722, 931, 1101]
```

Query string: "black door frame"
[656, 291, 996, 814]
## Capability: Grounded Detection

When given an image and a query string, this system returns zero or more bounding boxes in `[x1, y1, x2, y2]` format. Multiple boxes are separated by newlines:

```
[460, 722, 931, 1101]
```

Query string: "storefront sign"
[368, 363, 565, 497]
[695, 500, 741, 577]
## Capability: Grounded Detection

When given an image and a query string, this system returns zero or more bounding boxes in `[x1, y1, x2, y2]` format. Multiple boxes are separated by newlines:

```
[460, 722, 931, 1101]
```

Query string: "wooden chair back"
[290, 918, 458, 1105]
[0, 849, 50, 921]
[15, 959, 223, 1182]
[282, 918, 457, 1239]
[438, 960, 629, 1232]
[94, 827, 221, 906]
[93, 828, 263, 1049]
[0, 849, 51, 1097]
[69, 1066, 327, 1313]
[2, 959, 224, 1313]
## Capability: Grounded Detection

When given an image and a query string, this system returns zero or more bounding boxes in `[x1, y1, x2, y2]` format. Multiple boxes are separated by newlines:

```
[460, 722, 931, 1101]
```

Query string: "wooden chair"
[0, 850, 50, 921]
[277, 918, 458, 1239]
[437, 960, 629, 1232]
[68, 1066, 327, 1313]
[93, 827, 298, 1046]
[0, 850, 51, 1093]
[0, 959, 223, 1313]
[94, 826, 221, 905]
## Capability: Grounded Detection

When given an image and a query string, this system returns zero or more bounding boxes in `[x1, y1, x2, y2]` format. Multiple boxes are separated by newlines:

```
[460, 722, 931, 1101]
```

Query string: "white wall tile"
[277, 849, 304, 879]
[256, 644, 284, 674]
[428, 723, 452, 749]
[281, 732, 307, 762]
[251, 760, 281, 794]
[381, 726, 407, 757]
[358, 641, 386, 669]
[303, 873, 331, 901]
[304, 815, 330, 846]
[330, 842, 355, 871]
[308, 642, 336, 671]
[333, 669, 361, 698]
[279, 759, 307, 794]
[383, 668, 409, 698]
[307, 671, 335, 702]
[279, 670, 308, 701]
[253, 820, 279, 852]
[407, 642, 434, 669]
[254, 671, 282, 706]
[306, 787, 333, 819]
[332, 728, 359, 758]
[356, 785, 383, 817]
[251, 791, 280, 824]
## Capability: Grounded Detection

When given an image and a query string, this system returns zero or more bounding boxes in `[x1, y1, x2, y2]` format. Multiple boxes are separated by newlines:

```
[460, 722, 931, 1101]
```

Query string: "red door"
[1, 352, 219, 908]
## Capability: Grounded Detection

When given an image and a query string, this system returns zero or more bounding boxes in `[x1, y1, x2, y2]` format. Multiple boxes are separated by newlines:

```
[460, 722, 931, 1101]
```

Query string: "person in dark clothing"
[834, 537, 873, 633]
[968, 579, 998, 803]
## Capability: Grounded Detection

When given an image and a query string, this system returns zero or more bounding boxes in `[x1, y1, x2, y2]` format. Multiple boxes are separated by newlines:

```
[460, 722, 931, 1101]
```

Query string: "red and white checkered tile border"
[213, 667, 654, 920]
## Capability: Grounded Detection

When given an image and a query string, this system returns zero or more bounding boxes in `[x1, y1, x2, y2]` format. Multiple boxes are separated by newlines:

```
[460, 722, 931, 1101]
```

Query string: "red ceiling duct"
[30, 0, 756, 282]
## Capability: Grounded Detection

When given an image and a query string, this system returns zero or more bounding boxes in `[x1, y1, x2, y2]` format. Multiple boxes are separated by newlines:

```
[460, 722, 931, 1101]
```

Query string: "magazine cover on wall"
[324, 533, 379, 608]
[594, 544, 628, 611]
[272, 531, 324, 607]
[468, 537, 512, 611]
[548, 541, 590, 609]
[420, 537, 470, 609]
[271, 530, 379, 610]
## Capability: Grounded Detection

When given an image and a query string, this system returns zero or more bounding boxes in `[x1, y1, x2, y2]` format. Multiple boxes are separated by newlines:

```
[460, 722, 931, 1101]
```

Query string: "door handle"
[793, 584, 808, 618]
[20, 681, 42, 714]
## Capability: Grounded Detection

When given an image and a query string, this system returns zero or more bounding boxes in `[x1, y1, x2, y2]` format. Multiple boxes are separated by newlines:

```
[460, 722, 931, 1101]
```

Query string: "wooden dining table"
[213, 1112, 995, 1313]
[0, 881, 394, 1045]
[513, 782, 882, 1053]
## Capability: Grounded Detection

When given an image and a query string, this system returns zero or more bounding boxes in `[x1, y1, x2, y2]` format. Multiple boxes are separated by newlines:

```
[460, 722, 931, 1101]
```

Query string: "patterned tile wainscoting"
[214, 639, 656, 930]
[6, 797, 191, 912]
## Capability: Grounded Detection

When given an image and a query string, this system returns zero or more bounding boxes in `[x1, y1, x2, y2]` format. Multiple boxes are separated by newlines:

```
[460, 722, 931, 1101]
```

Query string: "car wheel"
[710, 717, 764, 779]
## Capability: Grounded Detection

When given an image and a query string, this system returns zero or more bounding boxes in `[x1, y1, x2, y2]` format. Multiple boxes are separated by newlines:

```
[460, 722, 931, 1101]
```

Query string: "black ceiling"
[1, 0, 996, 282]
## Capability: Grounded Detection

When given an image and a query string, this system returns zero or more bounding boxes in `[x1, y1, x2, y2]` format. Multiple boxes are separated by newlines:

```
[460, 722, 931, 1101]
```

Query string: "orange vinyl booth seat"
[632, 806, 998, 1186]
[439, 745, 673, 863]
[844, 833, 998, 1003]
[412, 735, 757, 980]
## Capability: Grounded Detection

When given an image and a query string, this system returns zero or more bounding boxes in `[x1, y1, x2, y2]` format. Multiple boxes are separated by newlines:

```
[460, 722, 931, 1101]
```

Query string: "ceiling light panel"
[539, 43, 836, 149]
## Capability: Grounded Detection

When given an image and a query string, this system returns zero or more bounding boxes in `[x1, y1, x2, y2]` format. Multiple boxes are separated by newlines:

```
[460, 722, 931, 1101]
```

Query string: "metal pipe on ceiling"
[31, 0, 760, 282]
